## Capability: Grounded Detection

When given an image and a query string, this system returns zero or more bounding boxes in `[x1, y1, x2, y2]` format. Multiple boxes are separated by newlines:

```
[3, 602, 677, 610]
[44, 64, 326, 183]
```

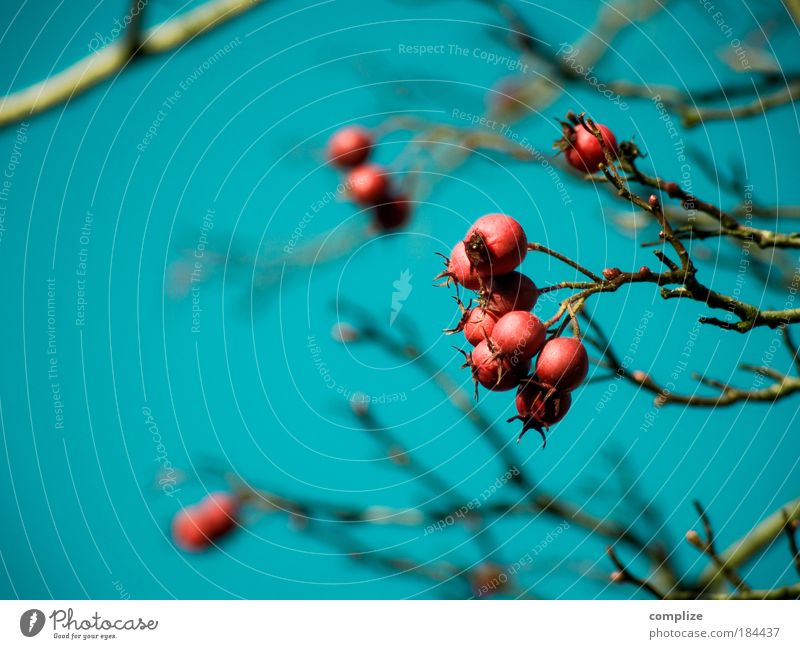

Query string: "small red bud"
[602, 267, 622, 280]
[631, 370, 649, 383]
[685, 530, 701, 544]
[638, 266, 650, 275]
[648, 194, 659, 207]
[610, 570, 625, 583]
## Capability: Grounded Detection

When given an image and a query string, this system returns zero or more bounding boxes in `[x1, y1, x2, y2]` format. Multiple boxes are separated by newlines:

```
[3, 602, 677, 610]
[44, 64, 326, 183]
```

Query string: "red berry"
[347, 164, 390, 205]
[463, 308, 498, 345]
[512, 382, 572, 446]
[490, 311, 546, 360]
[171, 492, 238, 552]
[468, 340, 529, 393]
[534, 337, 589, 391]
[373, 195, 411, 230]
[439, 241, 483, 290]
[171, 506, 210, 552]
[483, 271, 539, 315]
[563, 123, 618, 173]
[327, 126, 372, 168]
[515, 382, 571, 426]
[464, 213, 528, 276]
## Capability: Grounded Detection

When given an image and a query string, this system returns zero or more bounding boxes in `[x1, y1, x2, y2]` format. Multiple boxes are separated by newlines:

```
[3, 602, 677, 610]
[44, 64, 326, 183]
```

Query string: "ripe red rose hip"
[463, 308, 498, 345]
[468, 340, 529, 394]
[464, 213, 528, 276]
[490, 311, 546, 360]
[534, 337, 589, 391]
[563, 123, 618, 173]
[483, 271, 539, 315]
[171, 492, 239, 552]
[438, 240, 483, 290]
[511, 381, 572, 446]
[327, 125, 372, 168]
[346, 164, 390, 205]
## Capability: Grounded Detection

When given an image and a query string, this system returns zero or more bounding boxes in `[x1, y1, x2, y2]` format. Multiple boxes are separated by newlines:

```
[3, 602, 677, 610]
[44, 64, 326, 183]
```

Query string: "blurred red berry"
[171, 492, 238, 552]
[347, 164, 390, 205]
[327, 126, 372, 168]
[464, 213, 528, 276]
[534, 337, 589, 391]
[373, 196, 411, 230]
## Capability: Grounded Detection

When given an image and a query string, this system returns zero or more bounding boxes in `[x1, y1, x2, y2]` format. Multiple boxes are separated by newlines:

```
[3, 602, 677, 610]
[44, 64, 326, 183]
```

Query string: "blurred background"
[0, 0, 798, 599]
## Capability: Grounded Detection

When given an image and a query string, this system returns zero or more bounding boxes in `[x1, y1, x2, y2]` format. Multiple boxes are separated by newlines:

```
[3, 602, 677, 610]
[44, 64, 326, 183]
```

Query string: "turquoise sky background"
[0, 0, 798, 599]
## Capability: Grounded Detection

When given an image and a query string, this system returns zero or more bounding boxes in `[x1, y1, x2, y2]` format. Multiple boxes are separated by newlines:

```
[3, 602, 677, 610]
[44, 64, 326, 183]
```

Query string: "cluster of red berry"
[327, 125, 410, 230]
[171, 492, 239, 552]
[438, 214, 589, 447]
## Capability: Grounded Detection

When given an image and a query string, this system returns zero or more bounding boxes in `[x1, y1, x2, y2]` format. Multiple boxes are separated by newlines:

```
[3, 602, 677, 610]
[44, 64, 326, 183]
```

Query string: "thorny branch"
[583, 314, 800, 409]
[528, 114, 800, 337]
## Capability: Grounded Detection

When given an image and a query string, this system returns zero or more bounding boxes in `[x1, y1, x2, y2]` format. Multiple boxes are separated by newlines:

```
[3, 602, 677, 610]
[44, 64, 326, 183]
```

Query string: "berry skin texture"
[463, 308, 498, 345]
[483, 271, 539, 315]
[171, 492, 239, 552]
[512, 382, 572, 446]
[490, 311, 546, 360]
[534, 337, 589, 391]
[469, 340, 530, 393]
[564, 123, 618, 173]
[346, 164, 390, 205]
[441, 241, 483, 290]
[327, 126, 372, 168]
[464, 213, 528, 276]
